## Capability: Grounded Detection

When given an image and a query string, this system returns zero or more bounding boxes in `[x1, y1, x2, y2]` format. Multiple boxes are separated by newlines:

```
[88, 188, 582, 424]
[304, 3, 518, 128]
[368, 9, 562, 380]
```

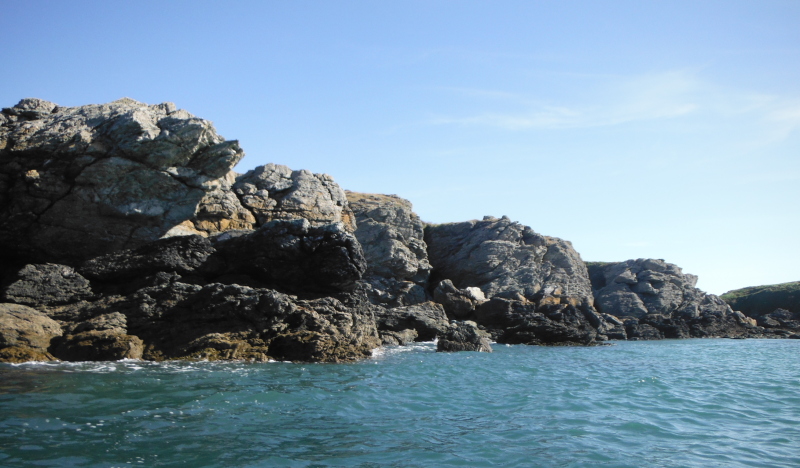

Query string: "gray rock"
[380, 329, 419, 346]
[437, 321, 493, 353]
[433, 279, 486, 319]
[373, 302, 450, 341]
[0, 98, 244, 265]
[425, 216, 594, 305]
[3, 263, 93, 306]
[588, 259, 752, 339]
[347, 192, 432, 307]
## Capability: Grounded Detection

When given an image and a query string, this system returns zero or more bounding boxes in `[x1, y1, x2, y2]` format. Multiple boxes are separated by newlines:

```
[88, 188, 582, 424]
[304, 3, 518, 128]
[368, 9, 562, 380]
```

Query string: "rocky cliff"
[586, 259, 762, 339]
[0, 98, 243, 265]
[346, 191, 432, 307]
[1, 97, 793, 364]
[721, 282, 800, 336]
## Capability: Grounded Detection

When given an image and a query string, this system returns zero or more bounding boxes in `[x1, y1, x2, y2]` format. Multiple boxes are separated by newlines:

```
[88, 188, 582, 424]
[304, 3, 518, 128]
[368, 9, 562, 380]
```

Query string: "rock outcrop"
[0, 303, 62, 362]
[436, 321, 492, 353]
[425, 216, 612, 344]
[587, 259, 758, 339]
[346, 192, 431, 307]
[0, 98, 244, 265]
[425, 216, 594, 304]
[721, 281, 800, 318]
[190, 164, 356, 237]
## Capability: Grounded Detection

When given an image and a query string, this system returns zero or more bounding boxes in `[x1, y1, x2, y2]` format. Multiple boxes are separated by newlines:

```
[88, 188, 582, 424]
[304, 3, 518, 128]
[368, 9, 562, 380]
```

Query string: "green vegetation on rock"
[721, 281, 800, 317]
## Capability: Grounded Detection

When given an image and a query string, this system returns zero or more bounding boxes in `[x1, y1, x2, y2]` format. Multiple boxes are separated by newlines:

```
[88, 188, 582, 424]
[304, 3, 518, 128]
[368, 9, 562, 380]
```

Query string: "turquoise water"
[1, 339, 799, 467]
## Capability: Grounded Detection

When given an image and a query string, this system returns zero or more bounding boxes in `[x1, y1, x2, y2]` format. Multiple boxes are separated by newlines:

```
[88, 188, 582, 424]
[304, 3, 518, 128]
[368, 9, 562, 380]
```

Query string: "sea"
[1, 339, 798, 468]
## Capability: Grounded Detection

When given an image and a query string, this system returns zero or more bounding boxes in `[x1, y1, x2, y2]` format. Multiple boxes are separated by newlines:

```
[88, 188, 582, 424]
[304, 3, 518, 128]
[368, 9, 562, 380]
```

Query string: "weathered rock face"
[425, 216, 595, 305]
[346, 192, 432, 307]
[587, 259, 757, 339]
[2, 263, 93, 306]
[474, 297, 601, 345]
[0, 303, 62, 362]
[80, 219, 366, 295]
[189, 164, 356, 237]
[721, 281, 800, 318]
[437, 321, 492, 353]
[373, 302, 450, 342]
[0, 98, 244, 265]
[433, 279, 486, 320]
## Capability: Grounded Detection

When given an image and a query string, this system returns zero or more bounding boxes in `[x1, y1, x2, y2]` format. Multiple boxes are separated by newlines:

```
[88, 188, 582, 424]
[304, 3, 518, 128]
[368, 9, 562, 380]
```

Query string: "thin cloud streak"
[428, 71, 798, 134]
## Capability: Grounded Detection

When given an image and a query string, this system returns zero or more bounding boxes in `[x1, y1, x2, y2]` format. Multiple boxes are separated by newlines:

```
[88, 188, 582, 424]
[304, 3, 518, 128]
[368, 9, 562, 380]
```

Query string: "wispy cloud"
[431, 71, 701, 130]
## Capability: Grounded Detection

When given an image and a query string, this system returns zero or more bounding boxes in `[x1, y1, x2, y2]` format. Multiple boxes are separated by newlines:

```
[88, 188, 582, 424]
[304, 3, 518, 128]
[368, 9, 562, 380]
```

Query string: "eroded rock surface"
[347, 192, 431, 307]
[436, 321, 492, 353]
[425, 216, 594, 304]
[0, 98, 244, 265]
[587, 259, 757, 339]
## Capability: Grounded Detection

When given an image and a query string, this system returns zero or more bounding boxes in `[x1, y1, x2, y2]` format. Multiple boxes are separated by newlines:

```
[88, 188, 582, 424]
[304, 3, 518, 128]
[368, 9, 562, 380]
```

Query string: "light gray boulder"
[347, 192, 432, 307]
[425, 216, 594, 305]
[587, 259, 755, 338]
[0, 98, 244, 264]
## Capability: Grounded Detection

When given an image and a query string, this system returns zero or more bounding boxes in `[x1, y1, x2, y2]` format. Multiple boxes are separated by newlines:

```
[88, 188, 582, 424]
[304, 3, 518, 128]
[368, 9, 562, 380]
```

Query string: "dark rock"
[121, 282, 380, 363]
[212, 219, 366, 293]
[0, 98, 244, 265]
[433, 279, 486, 319]
[474, 297, 599, 345]
[49, 330, 144, 361]
[80, 235, 217, 282]
[380, 329, 418, 346]
[437, 321, 492, 352]
[347, 192, 432, 307]
[3, 263, 93, 306]
[721, 281, 800, 318]
[0, 303, 62, 361]
[373, 302, 450, 341]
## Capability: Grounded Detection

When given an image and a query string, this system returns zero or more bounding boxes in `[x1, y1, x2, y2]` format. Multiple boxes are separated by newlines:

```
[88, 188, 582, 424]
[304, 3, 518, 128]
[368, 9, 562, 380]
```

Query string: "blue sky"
[2, 0, 798, 294]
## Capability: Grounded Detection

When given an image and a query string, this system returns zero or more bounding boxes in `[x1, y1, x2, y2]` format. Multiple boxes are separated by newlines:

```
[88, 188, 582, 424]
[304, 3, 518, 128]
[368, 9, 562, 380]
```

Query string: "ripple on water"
[1, 339, 799, 467]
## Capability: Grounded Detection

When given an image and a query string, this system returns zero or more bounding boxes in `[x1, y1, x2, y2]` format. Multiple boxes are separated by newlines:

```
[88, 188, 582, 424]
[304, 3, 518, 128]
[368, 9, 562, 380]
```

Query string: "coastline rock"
[425, 216, 594, 305]
[373, 302, 449, 342]
[347, 192, 432, 307]
[721, 281, 800, 318]
[475, 297, 600, 345]
[3, 263, 93, 306]
[0, 98, 244, 265]
[80, 219, 366, 294]
[437, 321, 493, 353]
[587, 259, 754, 339]
[433, 279, 486, 319]
[0, 303, 62, 362]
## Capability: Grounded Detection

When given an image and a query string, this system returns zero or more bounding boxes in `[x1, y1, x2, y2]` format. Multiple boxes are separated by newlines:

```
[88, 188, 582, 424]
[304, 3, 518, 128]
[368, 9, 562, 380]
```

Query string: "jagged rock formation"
[425, 216, 594, 304]
[0, 98, 377, 363]
[0, 98, 244, 265]
[373, 302, 450, 344]
[0, 226, 379, 362]
[436, 321, 492, 353]
[190, 164, 356, 236]
[587, 259, 758, 339]
[346, 192, 431, 307]
[433, 279, 486, 319]
[425, 216, 613, 344]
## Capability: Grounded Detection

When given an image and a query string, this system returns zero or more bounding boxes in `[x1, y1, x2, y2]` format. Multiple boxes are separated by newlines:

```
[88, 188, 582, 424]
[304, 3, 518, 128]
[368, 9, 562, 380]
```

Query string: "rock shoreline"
[1, 98, 796, 364]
